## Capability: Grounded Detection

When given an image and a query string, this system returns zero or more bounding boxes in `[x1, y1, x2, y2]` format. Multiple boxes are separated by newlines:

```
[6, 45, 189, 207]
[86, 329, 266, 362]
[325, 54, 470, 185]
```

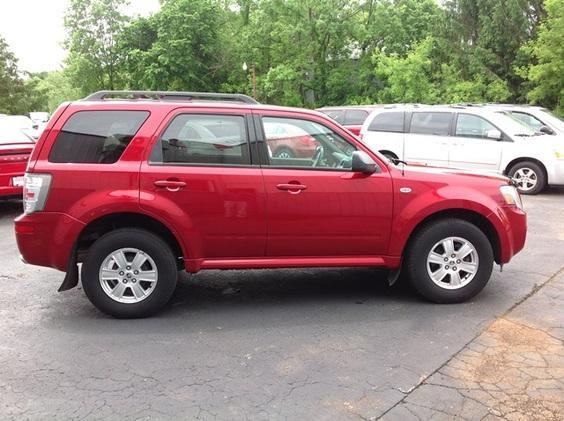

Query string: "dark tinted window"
[345, 110, 369, 125]
[155, 114, 249, 165]
[49, 111, 149, 163]
[321, 109, 345, 124]
[368, 111, 404, 132]
[410, 112, 452, 136]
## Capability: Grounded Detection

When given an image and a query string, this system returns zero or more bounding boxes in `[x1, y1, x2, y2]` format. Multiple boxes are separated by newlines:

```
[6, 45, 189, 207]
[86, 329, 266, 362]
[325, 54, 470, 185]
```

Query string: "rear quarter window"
[344, 110, 369, 125]
[49, 110, 149, 163]
[367, 111, 404, 132]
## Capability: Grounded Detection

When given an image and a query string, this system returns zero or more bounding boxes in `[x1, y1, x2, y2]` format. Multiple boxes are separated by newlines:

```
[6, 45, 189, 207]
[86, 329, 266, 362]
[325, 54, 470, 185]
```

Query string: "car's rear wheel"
[508, 161, 545, 195]
[405, 219, 494, 303]
[274, 148, 294, 159]
[81, 228, 178, 318]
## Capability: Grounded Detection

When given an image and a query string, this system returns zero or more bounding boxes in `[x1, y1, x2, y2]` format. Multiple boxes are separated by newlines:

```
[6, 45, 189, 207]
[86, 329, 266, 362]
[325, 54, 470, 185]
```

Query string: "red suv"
[15, 91, 527, 318]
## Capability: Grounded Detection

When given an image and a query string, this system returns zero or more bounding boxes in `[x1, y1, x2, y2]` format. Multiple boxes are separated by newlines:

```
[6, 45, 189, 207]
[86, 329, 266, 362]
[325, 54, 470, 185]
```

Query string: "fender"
[388, 185, 504, 258]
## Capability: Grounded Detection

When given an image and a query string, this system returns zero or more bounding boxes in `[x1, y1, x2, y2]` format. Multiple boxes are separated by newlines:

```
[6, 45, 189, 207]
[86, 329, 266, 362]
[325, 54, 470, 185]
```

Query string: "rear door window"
[153, 114, 250, 166]
[409, 112, 452, 136]
[49, 110, 149, 163]
[367, 111, 404, 132]
[344, 109, 369, 125]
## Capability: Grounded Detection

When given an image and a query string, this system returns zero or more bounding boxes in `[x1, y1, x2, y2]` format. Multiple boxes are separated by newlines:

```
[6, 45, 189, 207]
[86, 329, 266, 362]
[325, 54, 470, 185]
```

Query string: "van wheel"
[275, 148, 294, 159]
[508, 161, 545, 195]
[405, 219, 493, 303]
[81, 229, 178, 318]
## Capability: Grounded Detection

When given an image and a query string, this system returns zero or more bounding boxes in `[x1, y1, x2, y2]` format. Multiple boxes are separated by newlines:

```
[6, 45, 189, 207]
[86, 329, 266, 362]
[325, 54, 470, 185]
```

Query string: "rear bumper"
[0, 172, 24, 198]
[15, 212, 85, 271]
[489, 206, 527, 264]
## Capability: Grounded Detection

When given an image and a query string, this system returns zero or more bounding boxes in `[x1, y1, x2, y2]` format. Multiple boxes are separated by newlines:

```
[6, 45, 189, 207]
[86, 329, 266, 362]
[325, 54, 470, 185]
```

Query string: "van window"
[345, 110, 369, 125]
[409, 112, 452, 136]
[455, 114, 498, 139]
[49, 111, 149, 163]
[321, 109, 345, 124]
[367, 112, 404, 132]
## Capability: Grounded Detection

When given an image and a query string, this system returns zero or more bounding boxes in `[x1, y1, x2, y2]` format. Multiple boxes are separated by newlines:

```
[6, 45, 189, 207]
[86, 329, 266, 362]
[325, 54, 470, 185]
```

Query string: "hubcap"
[99, 248, 158, 303]
[513, 168, 538, 192]
[426, 237, 479, 290]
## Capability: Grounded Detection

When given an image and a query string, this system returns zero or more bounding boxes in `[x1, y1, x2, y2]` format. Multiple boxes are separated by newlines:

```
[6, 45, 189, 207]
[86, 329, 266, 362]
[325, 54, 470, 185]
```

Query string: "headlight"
[500, 185, 524, 210]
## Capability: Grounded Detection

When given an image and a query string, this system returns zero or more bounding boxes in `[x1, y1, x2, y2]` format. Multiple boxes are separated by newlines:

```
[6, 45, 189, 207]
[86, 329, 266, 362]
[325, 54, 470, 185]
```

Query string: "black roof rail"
[83, 90, 259, 104]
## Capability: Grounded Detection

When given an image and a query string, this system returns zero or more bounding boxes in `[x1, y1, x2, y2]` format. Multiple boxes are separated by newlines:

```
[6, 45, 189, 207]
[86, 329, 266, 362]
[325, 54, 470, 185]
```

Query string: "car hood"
[392, 162, 511, 184]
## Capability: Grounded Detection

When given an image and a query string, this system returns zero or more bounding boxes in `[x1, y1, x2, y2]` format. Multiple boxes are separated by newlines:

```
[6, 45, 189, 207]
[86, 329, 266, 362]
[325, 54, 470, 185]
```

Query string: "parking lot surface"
[1, 190, 563, 420]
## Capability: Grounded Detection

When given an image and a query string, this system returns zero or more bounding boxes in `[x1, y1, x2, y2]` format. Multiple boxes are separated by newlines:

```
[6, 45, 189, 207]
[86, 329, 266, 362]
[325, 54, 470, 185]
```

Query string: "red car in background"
[263, 120, 318, 158]
[317, 105, 382, 136]
[0, 126, 35, 199]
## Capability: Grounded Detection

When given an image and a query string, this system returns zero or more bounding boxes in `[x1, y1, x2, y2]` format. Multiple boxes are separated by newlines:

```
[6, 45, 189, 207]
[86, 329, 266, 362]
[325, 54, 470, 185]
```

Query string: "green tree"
[118, 0, 226, 91]
[64, 0, 130, 95]
[0, 36, 24, 114]
[35, 71, 82, 112]
[526, 0, 564, 115]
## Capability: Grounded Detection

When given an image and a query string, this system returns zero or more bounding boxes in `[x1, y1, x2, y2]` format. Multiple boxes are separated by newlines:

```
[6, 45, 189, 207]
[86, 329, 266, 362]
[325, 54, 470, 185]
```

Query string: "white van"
[359, 105, 564, 194]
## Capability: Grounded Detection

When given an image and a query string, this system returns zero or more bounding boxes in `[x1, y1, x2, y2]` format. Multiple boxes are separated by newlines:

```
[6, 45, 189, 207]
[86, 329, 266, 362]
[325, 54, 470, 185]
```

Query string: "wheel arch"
[403, 209, 501, 264]
[76, 212, 185, 268]
[504, 157, 547, 179]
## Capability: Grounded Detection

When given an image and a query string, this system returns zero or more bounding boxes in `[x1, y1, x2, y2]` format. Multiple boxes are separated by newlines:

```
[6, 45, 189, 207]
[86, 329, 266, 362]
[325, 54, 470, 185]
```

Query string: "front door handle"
[276, 183, 307, 193]
[154, 180, 187, 191]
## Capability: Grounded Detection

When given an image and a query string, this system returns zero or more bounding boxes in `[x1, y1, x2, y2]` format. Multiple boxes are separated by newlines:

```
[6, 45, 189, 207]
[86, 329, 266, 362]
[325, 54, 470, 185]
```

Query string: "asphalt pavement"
[1, 190, 563, 420]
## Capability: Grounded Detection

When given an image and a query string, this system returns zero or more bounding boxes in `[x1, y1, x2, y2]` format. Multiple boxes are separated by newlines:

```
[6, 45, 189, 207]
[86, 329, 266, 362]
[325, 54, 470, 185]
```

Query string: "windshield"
[539, 109, 564, 132]
[0, 125, 35, 144]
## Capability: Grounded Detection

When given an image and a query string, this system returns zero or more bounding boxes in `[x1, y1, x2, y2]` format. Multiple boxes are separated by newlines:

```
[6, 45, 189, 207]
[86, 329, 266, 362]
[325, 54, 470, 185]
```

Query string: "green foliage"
[3, 0, 563, 115]
[0, 36, 25, 114]
[526, 0, 564, 115]
[64, 0, 130, 95]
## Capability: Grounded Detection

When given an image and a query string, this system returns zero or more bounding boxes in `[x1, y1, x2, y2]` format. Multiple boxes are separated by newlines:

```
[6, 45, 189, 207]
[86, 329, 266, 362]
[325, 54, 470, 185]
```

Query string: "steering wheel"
[312, 145, 324, 167]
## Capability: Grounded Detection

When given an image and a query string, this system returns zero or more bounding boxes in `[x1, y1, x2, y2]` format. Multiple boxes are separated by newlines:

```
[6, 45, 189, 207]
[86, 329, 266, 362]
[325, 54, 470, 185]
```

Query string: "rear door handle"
[276, 183, 307, 192]
[154, 180, 187, 191]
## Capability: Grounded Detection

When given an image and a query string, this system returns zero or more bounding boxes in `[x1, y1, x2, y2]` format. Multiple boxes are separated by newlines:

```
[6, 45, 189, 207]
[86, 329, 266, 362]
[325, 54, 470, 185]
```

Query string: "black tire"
[405, 219, 494, 303]
[507, 161, 546, 195]
[81, 228, 178, 318]
[274, 148, 294, 159]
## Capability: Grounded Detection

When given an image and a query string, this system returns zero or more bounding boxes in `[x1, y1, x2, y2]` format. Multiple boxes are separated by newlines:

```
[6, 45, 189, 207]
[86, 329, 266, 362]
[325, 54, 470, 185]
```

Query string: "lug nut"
[451, 254, 456, 258]
[126, 266, 131, 270]
[456, 259, 461, 264]
[134, 270, 139, 275]
[444, 257, 448, 262]
[119, 271, 124, 276]
[453, 266, 457, 271]
[132, 279, 137, 283]
[445, 265, 449, 270]
[123, 279, 128, 283]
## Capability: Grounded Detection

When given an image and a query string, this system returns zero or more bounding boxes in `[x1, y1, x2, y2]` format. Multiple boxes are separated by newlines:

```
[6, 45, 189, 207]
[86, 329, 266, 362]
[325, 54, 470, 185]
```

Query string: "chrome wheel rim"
[513, 168, 538, 192]
[99, 248, 158, 303]
[276, 150, 292, 159]
[426, 237, 479, 290]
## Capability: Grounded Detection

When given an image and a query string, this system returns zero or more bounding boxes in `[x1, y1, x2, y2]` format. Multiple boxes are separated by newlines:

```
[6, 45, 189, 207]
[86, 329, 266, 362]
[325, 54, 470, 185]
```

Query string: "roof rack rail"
[83, 90, 259, 104]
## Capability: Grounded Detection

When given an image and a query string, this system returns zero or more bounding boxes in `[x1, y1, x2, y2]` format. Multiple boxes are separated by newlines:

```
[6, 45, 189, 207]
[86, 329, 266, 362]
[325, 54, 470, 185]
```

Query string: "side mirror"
[351, 151, 377, 174]
[486, 129, 502, 140]
[539, 125, 554, 135]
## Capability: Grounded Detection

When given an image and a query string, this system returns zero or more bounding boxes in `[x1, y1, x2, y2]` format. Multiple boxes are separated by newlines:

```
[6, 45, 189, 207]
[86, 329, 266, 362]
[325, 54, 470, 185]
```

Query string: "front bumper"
[489, 206, 527, 264]
[15, 212, 85, 271]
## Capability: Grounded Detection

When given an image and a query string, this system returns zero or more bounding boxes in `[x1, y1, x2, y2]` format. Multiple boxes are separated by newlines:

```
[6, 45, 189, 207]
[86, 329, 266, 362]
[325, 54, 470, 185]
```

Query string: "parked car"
[263, 120, 318, 158]
[481, 104, 564, 136]
[317, 105, 382, 136]
[0, 115, 40, 139]
[29, 111, 50, 133]
[0, 125, 35, 199]
[360, 105, 564, 195]
[15, 91, 527, 318]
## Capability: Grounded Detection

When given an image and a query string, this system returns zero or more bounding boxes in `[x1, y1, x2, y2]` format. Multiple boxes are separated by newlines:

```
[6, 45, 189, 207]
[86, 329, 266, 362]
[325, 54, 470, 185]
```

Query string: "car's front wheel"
[508, 161, 546, 195]
[405, 219, 494, 303]
[81, 228, 178, 318]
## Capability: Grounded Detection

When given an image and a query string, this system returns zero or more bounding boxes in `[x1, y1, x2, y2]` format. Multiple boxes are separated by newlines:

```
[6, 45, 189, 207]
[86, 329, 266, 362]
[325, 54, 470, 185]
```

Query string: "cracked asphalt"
[1, 189, 563, 420]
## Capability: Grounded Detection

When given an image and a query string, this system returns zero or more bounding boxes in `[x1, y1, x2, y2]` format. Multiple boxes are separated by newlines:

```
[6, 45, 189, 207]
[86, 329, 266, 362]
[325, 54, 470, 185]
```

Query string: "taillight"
[23, 173, 52, 214]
